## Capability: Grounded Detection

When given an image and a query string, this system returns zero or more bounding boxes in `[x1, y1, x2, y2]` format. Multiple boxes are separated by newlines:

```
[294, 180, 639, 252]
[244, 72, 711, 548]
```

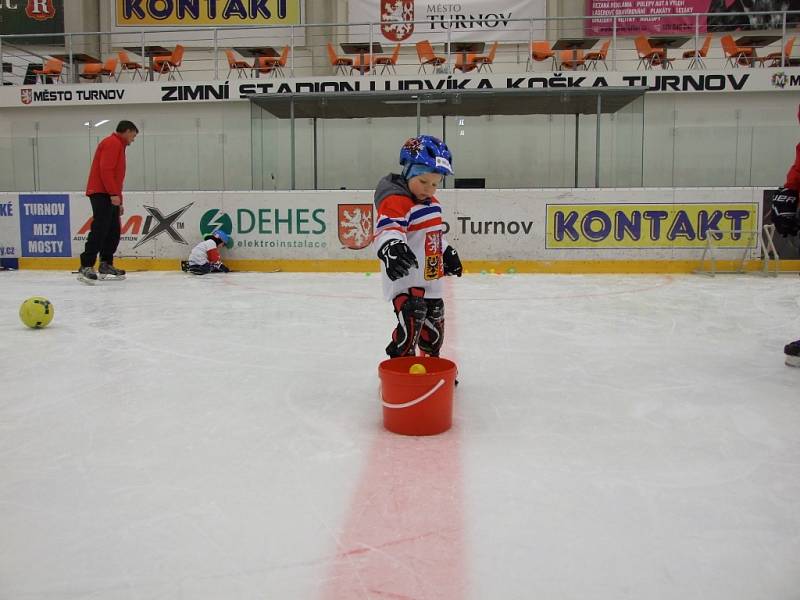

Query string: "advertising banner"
[347, 0, 546, 43]
[546, 202, 759, 249]
[69, 192, 207, 260]
[0, 0, 64, 40]
[1, 69, 796, 109]
[586, 0, 800, 36]
[114, 0, 302, 27]
[18, 194, 71, 257]
[0, 188, 767, 266]
[444, 189, 761, 260]
[202, 192, 337, 260]
[0, 195, 20, 268]
[68, 191, 365, 262]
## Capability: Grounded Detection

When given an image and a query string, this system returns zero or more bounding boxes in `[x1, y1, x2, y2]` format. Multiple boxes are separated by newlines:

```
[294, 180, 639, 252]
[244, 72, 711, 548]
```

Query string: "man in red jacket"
[780, 104, 800, 367]
[784, 104, 800, 192]
[78, 120, 138, 283]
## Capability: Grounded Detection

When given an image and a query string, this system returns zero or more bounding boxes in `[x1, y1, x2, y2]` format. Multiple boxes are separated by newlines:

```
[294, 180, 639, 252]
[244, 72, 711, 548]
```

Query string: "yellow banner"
[116, 0, 302, 27]
[546, 203, 759, 248]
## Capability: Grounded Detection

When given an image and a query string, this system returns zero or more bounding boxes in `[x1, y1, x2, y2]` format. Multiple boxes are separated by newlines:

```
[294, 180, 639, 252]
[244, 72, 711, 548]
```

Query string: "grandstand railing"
[1, 10, 799, 85]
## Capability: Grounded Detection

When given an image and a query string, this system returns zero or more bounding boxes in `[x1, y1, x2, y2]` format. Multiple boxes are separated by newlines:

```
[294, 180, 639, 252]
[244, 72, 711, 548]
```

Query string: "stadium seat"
[416, 40, 446, 73]
[683, 34, 712, 69]
[327, 43, 353, 75]
[225, 49, 251, 78]
[527, 41, 556, 71]
[585, 39, 611, 70]
[152, 44, 185, 80]
[257, 45, 290, 78]
[118, 51, 144, 80]
[33, 58, 64, 84]
[374, 43, 401, 75]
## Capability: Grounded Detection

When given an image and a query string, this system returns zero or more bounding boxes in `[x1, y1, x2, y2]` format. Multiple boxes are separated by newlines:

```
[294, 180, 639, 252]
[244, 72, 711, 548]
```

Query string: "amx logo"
[75, 203, 193, 248]
[134, 204, 193, 248]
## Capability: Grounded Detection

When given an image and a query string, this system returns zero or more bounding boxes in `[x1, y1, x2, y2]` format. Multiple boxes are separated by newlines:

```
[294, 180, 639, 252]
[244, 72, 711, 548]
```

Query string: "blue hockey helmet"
[399, 135, 454, 177]
[205, 228, 232, 249]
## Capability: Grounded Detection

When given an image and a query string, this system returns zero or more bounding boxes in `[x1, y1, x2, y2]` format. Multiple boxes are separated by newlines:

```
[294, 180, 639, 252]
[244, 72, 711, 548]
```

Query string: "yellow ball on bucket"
[19, 296, 54, 329]
[409, 363, 427, 375]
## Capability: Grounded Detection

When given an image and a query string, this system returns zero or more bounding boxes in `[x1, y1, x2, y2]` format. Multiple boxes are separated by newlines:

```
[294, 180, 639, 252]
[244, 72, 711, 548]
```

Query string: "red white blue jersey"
[373, 174, 448, 300]
[188, 239, 220, 266]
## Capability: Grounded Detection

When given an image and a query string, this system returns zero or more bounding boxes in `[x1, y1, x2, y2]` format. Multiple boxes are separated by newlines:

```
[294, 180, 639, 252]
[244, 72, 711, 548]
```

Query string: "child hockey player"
[777, 104, 800, 367]
[374, 135, 463, 359]
[182, 229, 232, 275]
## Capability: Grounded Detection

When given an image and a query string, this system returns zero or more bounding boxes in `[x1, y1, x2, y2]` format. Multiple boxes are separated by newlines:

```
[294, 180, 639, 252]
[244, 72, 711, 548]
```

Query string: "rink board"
[0, 187, 785, 273]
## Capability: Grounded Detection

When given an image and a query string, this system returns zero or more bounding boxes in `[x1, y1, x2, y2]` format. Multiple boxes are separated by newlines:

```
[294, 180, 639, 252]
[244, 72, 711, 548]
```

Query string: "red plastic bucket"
[378, 356, 458, 436]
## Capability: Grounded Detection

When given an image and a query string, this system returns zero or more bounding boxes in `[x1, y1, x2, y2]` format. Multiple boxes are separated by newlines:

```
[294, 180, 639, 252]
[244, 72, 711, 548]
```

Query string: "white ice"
[1, 271, 799, 600]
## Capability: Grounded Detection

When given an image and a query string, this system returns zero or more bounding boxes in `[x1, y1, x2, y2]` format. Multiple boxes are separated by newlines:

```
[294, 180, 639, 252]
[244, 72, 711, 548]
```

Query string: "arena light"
[382, 99, 447, 105]
[94, 120, 109, 127]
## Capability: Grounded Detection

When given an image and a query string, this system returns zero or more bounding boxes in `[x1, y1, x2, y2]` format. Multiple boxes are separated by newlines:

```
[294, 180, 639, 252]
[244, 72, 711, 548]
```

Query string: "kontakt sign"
[115, 0, 302, 27]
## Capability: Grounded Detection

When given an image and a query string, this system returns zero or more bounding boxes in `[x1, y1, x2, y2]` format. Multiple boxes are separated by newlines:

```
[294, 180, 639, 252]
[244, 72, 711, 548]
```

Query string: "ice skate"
[98, 262, 126, 281]
[77, 266, 98, 285]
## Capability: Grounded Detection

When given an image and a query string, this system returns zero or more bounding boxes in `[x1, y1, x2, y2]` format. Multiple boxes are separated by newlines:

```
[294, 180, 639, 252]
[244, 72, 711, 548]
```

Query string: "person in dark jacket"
[78, 120, 138, 283]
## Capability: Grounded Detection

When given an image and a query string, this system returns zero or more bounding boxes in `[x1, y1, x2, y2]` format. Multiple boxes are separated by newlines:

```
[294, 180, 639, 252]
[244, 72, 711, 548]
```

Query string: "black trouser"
[186, 262, 228, 275]
[80, 194, 121, 268]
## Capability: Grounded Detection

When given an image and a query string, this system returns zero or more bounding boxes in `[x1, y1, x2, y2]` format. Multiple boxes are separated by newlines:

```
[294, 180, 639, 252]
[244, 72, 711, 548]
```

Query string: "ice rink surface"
[1, 270, 799, 600]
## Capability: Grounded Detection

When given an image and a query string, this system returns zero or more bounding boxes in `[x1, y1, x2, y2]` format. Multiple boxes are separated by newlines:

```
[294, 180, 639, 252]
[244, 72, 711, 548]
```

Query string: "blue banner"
[0, 197, 18, 266]
[19, 194, 72, 257]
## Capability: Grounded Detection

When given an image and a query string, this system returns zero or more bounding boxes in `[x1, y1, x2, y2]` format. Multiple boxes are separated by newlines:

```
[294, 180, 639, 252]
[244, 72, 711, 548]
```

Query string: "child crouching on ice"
[181, 229, 232, 275]
[374, 135, 463, 358]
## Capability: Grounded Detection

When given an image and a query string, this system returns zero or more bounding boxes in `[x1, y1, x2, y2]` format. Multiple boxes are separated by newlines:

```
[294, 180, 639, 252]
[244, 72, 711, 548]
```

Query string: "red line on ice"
[321, 279, 465, 600]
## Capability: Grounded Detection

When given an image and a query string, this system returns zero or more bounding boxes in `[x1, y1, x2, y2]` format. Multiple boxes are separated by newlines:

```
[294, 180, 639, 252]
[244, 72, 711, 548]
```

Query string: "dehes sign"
[546, 203, 759, 249]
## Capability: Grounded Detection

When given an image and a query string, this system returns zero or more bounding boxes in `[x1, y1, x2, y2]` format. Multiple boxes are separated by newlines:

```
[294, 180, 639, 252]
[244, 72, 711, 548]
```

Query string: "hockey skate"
[785, 340, 800, 368]
[77, 266, 98, 285]
[98, 262, 126, 281]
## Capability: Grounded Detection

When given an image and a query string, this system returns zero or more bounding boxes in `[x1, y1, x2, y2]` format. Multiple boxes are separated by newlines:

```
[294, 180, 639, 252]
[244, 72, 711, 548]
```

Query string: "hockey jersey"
[188, 239, 221, 266]
[373, 173, 449, 300]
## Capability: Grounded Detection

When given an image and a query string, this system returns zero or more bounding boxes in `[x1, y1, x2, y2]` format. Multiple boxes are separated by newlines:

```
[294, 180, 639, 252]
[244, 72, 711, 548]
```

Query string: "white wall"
[0, 101, 253, 192]
[0, 90, 797, 193]
[642, 92, 800, 188]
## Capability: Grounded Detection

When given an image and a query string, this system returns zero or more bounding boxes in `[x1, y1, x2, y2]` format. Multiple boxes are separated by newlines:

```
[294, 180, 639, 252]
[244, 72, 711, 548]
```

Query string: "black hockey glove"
[443, 245, 463, 277]
[378, 239, 418, 281]
[770, 187, 800, 236]
[210, 261, 230, 273]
